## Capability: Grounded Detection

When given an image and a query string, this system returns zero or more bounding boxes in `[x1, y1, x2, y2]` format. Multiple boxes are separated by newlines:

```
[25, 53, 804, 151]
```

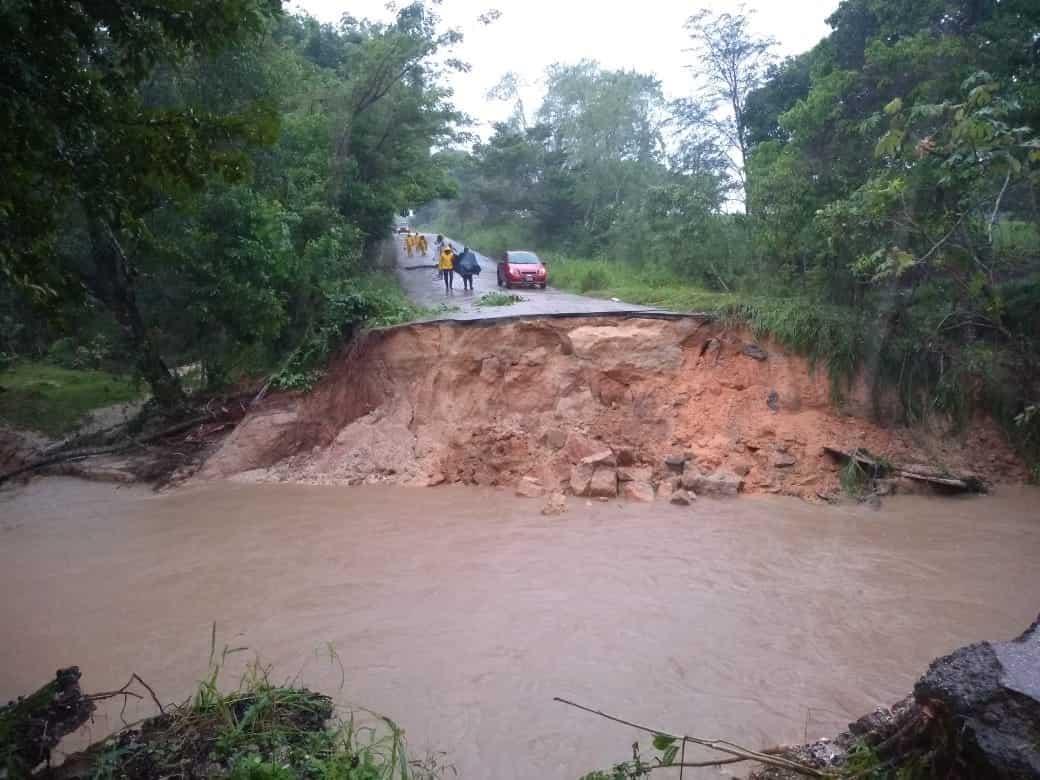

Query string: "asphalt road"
[392, 233, 663, 321]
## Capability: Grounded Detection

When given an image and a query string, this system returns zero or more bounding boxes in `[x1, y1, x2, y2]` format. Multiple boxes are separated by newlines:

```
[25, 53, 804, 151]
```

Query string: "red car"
[497, 250, 548, 289]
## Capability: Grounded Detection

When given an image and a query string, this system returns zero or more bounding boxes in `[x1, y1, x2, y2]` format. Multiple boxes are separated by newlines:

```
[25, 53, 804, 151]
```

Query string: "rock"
[681, 469, 743, 496]
[742, 343, 769, 361]
[766, 390, 780, 412]
[515, 476, 545, 498]
[617, 465, 653, 483]
[664, 453, 686, 473]
[581, 449, 617, 467]
[913, 616, 1040, 778]
[772, 452, 797, 468]
[588, 467, 618, 498]
[541, 491, 568, 516]
[544, 429, 568, 450]
[669, 489, 693, 506]
[616, 448, 636, 467]
[569, 462, 595, 496]
[621, 480, 655, 503]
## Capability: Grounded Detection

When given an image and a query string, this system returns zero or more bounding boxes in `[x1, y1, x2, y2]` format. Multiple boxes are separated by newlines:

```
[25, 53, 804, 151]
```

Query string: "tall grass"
[550, 256, 866, 391]
[93, 629, 448, 780]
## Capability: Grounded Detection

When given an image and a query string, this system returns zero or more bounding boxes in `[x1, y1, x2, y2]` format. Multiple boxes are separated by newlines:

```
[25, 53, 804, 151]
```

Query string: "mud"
[199, 316, 1024, 499]
[1, 479, 1038, 778]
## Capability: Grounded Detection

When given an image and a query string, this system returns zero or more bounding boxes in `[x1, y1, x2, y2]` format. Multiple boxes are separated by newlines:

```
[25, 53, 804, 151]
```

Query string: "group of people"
[402, 231, 481, 294]
[403, 231, 428, 258]
[436, 235, 481, 293]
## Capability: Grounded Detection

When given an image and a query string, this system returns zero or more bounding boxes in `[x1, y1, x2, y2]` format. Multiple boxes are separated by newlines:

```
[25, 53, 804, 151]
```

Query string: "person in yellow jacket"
[417, 233, 428, 256]
[404, 233, 415, 258]
[438, 244, 456, 294]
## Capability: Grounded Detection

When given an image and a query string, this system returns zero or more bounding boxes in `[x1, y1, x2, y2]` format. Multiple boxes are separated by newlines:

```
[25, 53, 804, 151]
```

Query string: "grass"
[0, 361, 143, 436]
[88, 633, 449, 780]
[550, 256, 867, 393]
[477, 292, 524, 307]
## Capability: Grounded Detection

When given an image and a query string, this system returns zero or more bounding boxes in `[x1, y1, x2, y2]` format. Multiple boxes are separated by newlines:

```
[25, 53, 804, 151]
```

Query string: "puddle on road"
[2, 478, 1038, 778]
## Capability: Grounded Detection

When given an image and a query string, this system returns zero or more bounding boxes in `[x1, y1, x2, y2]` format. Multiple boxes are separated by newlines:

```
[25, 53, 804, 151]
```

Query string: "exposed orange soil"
[198, 316, 1025, 499]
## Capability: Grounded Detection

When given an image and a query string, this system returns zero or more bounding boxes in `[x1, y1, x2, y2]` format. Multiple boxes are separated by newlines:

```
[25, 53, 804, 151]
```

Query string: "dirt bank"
[198, 315, 1024, 499]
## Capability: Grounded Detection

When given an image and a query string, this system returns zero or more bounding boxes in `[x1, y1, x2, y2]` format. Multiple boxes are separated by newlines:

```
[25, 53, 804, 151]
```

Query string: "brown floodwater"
[1, 478, 1038, 778]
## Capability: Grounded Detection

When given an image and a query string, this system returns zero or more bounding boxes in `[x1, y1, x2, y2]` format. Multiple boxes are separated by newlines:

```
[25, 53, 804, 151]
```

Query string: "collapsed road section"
[198, 314, 1025, 502]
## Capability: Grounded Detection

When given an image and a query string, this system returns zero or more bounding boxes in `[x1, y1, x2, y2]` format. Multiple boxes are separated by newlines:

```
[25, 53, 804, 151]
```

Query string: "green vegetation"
[0, 362, 141, 436]
[85, 636, 448, 780]
[1, 1, 461, 412]
[420, 0, 1040, 469]
[476, 292, 525, 307]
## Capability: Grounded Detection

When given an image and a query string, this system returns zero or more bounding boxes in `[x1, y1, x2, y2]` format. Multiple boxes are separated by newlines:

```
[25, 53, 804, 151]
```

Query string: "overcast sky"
[291, 0, 840, 135]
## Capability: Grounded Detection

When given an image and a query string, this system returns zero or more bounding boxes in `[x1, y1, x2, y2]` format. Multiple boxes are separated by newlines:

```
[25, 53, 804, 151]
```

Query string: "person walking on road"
[417, 233, 428, 256]
[404, 233, 415, 258]
[455, 245, 480, 292]
[438, 244, 456, 294]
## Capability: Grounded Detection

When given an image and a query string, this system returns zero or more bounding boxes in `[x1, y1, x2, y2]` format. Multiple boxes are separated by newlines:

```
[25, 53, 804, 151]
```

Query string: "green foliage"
[1, 1, 463, 409]
[273, 273, 428, 391]
[551, 257, 866, 390]
[90, 634, 448, 780]
[0, 362, 142, 436]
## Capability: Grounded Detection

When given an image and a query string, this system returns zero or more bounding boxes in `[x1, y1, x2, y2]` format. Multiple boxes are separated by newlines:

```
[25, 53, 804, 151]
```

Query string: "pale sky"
[291, 0, 840, 135]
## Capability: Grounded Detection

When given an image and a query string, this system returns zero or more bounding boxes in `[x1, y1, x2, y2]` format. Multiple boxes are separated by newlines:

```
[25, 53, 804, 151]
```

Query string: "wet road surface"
[2, 479, 1038, 778]
[393, 233, 665, 320]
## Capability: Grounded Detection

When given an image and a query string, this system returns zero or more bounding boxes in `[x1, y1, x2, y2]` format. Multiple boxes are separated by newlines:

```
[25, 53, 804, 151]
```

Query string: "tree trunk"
[86, 218, 184, 409]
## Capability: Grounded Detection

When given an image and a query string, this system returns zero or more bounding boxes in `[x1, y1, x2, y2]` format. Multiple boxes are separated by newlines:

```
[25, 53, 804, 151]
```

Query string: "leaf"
[883, 97, 903, 116]
[652, 734, 677, 751]
[661, 745, 679, 765]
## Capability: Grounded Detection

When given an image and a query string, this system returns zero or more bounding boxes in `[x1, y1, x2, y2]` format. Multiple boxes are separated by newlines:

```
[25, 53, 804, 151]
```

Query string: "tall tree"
[1, 0, 281, 406]
[679, 5, 776, 209]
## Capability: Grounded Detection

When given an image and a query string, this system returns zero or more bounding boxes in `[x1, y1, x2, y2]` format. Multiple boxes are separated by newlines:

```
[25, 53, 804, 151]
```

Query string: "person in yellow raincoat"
[417, 233, 428, 256]
[438, 244, 456, 294]
[404, 233, 415, 258]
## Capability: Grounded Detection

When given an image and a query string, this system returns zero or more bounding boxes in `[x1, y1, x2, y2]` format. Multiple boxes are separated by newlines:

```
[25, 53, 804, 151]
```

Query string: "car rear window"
[509, 252, 540, 264]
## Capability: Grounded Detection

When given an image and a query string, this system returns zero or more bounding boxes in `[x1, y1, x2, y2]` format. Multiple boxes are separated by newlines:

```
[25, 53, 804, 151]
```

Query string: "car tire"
[540, 283, 547, 289]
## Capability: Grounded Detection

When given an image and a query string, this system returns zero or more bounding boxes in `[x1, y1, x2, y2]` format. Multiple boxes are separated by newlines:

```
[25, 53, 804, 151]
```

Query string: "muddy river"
[1, 479, 1038, 778]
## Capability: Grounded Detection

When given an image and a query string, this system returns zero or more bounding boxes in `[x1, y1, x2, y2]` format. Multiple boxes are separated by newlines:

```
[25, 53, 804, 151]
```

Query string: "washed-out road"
[393, 233, 665, 321]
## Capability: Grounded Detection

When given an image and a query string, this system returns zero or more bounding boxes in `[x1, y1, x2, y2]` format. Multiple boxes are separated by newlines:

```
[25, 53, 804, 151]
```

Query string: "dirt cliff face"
[198, 316, 1024, 499]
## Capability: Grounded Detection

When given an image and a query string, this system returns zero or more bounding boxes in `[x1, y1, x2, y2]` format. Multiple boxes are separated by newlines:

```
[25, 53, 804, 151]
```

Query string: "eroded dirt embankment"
[198, 315, 1024, 499]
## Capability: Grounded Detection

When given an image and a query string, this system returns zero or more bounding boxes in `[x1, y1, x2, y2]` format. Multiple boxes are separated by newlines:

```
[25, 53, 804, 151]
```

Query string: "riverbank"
[2, 478, 1037, 778]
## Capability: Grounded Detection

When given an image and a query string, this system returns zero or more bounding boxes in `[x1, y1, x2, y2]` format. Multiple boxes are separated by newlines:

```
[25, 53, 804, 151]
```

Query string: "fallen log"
[822, 445, 985, 493]
[0, 415, 212, 485]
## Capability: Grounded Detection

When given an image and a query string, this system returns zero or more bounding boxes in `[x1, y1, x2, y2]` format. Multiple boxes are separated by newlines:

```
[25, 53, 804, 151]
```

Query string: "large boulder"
[750, 616, 1040, 780]
[581, 449, 617, 468]
[569, 462, 595, 496]
[681, 469, 743, 496]
[588, 467, 618, 498]
[913, 616, 1040, 777]
[617, 465, 653, 483]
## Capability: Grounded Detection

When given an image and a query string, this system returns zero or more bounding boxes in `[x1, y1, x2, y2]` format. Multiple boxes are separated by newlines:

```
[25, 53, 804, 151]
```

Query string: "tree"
[679, 5, 776, 209]
[1, 0, 281, 406]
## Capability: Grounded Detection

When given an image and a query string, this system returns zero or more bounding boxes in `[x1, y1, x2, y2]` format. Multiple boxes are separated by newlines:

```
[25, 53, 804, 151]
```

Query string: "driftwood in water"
[0, 667, 94, 775]
[823, 445, 986, 493]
